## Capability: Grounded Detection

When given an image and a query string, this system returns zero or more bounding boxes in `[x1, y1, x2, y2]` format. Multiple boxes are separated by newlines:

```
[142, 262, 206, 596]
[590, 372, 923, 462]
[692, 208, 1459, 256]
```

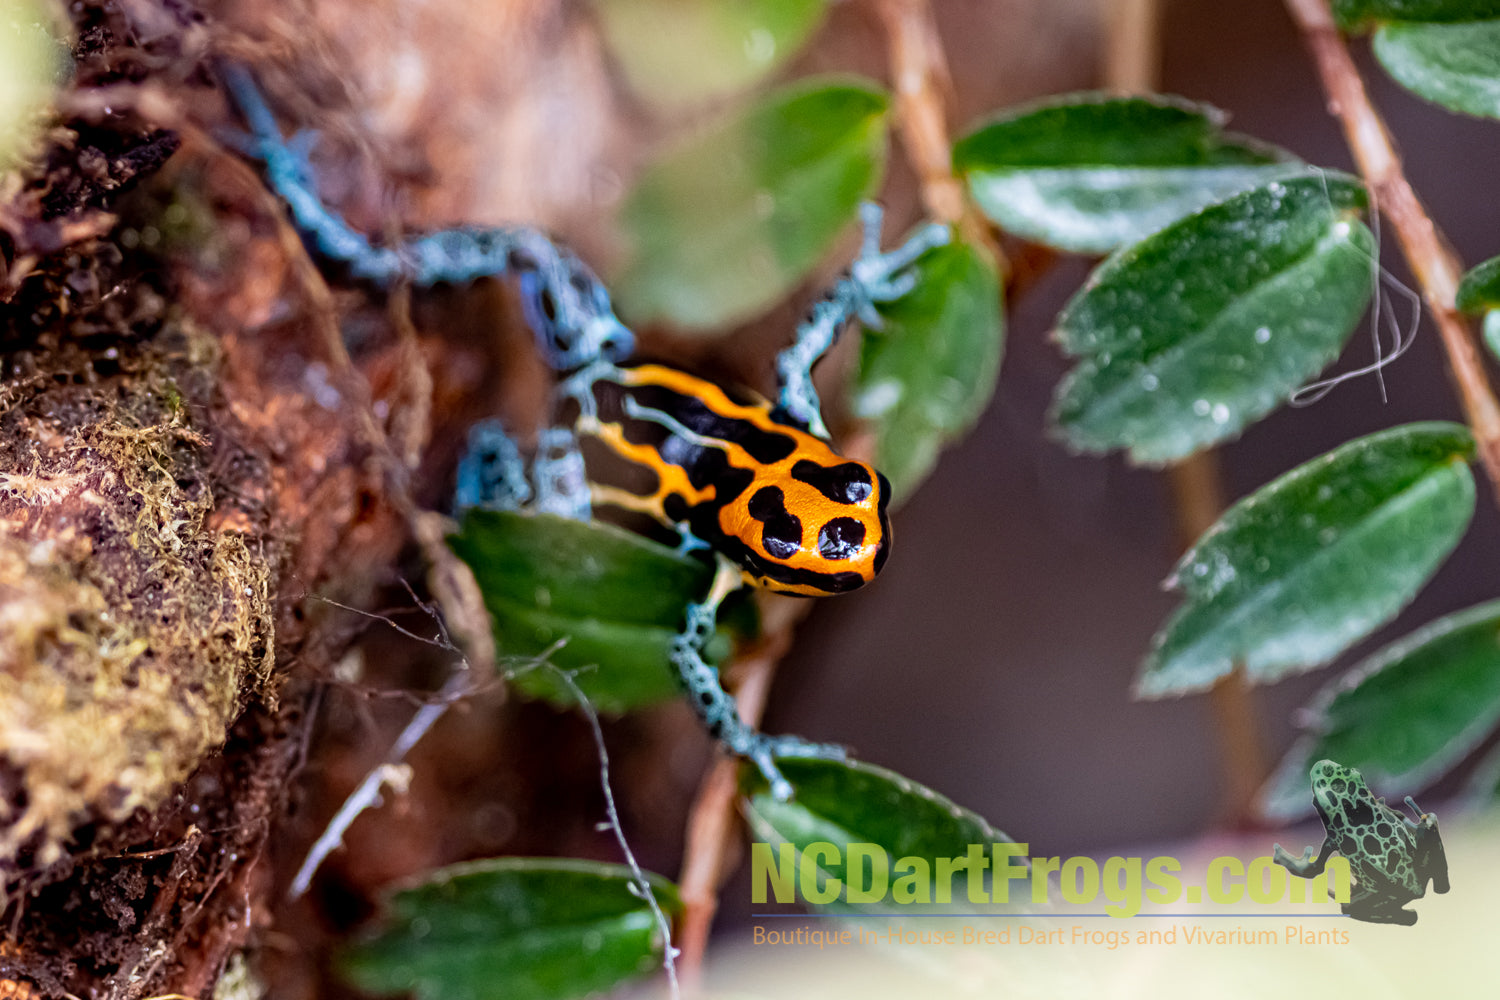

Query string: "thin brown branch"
[1285, 0, 1500, 498]
[387, 282, 434, 471]
[1165, 456, 1267, 822]
[1102, 0, 1163, 94]
[872, 0, 1002, 262]
[1103, 0, 1267, 819]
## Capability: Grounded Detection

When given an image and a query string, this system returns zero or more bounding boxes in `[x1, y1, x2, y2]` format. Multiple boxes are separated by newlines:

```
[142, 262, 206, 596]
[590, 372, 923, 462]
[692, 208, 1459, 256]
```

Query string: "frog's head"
[1308, 759, 1369, 824]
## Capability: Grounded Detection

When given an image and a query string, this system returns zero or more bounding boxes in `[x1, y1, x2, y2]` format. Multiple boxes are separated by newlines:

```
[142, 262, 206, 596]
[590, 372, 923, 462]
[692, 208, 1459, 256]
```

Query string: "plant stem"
[1284, 0, 1500, 497]
[872, 0, 1002, 262]
[1103, 0, 1163, 98]
[1104, 0, 1267, 819]
[1165, 455, 1267, 820]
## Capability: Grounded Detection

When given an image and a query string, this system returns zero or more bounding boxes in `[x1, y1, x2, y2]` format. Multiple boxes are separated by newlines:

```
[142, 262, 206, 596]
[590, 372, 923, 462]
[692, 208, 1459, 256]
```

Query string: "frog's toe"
[1272, 843, 1311, 868]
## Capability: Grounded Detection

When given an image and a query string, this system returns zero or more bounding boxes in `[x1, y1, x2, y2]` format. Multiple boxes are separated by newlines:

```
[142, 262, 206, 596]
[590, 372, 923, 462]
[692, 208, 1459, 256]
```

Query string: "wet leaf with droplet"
[953, 94, 1301, 253]
[1137, 423, 1475, 698]
[1373, 19, 1500, 119]
[1051, 174, 1375, 464]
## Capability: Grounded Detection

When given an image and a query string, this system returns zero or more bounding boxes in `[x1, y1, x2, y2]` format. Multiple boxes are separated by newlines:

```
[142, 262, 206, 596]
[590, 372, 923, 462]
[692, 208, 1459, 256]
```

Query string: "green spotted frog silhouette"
[1273, 759, 1448, 926]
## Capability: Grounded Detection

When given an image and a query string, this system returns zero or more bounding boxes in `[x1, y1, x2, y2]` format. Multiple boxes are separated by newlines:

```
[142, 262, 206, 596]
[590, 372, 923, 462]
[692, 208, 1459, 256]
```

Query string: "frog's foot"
[742, 736, 847, 802]
[672, 523, 713, 557]
[454, 419, 533, 513]
[533, 427, 592, 520]
[845, 201, 951, 328]
[773, 203, 950, 436]
[1273, 842, 1330, 878]
[1272, 843, 1309, 869]
[761, 733, 846, 761]
[1344, 892, 1419, 926]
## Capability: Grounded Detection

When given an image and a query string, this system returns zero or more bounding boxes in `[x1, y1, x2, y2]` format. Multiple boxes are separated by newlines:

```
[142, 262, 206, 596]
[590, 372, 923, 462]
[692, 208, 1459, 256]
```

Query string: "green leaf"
[448, 510, 749, 711]
[852, 234, 1004, 498]
[1137, 422, 1476, 699]
[594, 0, 828, 110]
[1457, 252, 1500, 311]
[339, 858, 681, 1000]
[741, 757, 1021, 913]
[953, 94, 1301, 253]
[1051, 175, 1375, 464]
[1260, 600, 1500, 820]
[617, 77, 889, 330]
[1485, 310, 1500, 362]
[1462, 740, 1500, 802]
[1333, 0, 1500, 29]
[1459, 258, 1500, 364]
[1373, 20, 1500, 118]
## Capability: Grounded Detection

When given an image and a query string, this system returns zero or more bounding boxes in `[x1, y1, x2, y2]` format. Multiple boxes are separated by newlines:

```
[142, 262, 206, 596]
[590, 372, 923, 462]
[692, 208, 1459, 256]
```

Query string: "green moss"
[0, 321, 274, 863]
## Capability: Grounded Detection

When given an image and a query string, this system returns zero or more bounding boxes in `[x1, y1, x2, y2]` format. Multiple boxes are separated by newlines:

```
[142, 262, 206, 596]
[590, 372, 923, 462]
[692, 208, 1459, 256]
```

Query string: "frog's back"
[1310, 760, 1422, 895]
[580, 363, 893, 596]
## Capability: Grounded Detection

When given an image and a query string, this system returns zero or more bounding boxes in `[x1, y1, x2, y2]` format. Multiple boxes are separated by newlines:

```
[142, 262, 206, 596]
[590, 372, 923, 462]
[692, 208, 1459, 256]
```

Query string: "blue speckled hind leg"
[671, 558, 845, 801]
[451, 418, 592, 522]
[220, 63, 405, 284]
[775, 202, 951, 438]
[516, 256, 635, 370]
[220, 64, 635, 367]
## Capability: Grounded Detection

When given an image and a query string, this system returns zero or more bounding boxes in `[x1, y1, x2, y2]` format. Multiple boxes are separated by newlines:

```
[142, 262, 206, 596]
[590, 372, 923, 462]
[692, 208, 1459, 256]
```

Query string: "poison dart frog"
[1273, 759, 1449, 925]
[223, 65, 949, 800]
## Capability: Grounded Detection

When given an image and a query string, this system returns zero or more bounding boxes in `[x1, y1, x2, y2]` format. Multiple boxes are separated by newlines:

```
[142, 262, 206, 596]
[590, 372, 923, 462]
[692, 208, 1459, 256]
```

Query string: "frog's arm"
[1273, 838, 1336, 878]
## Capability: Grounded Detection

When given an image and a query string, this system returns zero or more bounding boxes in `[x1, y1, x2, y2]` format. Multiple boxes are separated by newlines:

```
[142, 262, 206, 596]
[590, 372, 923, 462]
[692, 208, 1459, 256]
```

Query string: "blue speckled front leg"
[453, 419, 533, 512]
[671, 557, 845, 801]
[775, 202, 951, 438]
[533, 427, 592, 520]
